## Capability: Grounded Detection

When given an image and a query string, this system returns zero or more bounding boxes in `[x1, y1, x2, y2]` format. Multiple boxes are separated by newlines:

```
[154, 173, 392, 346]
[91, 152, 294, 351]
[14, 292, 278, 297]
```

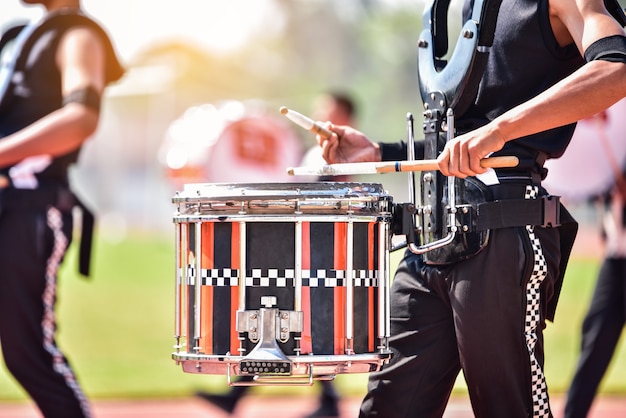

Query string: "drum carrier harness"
[394, 0, 625, 317]
[394, 0, 566, 265]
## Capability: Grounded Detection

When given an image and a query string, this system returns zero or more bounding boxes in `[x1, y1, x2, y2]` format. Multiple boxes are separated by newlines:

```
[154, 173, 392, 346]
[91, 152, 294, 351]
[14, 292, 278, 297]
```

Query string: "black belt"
[1, 186, 94, 278]
[471, 181, 561, 231]
[2, 186, 74, 211]
[475, 195, 560, 230]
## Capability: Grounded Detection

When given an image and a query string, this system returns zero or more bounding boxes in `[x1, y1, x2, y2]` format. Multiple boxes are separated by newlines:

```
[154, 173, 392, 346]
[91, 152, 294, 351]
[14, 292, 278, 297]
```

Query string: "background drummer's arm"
[0, 27, 106, 167]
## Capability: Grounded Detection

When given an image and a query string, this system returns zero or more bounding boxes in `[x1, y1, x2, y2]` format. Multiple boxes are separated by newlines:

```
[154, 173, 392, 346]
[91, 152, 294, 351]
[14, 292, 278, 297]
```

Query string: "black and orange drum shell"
[173, 183, 392, 360]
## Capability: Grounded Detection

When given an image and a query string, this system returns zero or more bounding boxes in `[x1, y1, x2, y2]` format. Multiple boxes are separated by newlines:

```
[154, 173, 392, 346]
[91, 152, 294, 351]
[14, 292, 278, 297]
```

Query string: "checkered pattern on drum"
[524, 185, 550, 417]
[185, 266, 378, 287]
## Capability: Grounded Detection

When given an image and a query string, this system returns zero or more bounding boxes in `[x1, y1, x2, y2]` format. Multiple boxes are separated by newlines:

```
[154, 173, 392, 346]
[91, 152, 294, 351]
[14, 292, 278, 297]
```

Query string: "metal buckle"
[541, 195, 560, 228]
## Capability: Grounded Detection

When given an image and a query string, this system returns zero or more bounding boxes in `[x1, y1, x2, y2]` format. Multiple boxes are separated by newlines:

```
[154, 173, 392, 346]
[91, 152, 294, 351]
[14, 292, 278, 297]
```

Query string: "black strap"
[0, 25, 25, 54]
[605, 0, 626, 27]
[73, 194, 94, 278]
[547, 205, 578, 321]
[453, 0, 503, 116]
[418, 0, 503, 117]
[475, 195, 561, 230]
[1, 186, 94, 278]
[473, 195, 577, 322]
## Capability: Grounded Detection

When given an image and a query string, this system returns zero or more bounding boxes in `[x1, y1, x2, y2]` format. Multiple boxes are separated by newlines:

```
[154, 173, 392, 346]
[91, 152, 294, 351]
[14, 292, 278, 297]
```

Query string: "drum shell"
[173, 182, 392, 361]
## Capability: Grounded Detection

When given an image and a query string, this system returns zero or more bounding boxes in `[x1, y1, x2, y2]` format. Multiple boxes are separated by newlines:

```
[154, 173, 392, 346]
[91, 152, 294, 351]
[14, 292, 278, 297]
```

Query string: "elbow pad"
[584, 35, 626, 64]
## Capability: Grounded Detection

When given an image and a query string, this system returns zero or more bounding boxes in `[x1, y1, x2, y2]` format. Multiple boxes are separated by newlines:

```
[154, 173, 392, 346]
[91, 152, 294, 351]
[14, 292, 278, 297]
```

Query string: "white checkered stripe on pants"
[524, 185, 550, 417]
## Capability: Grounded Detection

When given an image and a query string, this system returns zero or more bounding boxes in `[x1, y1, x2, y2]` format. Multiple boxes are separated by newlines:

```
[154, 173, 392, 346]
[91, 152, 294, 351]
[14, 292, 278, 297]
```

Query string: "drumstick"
[280, 106, 333, 139]
[286, 156, 519, 176]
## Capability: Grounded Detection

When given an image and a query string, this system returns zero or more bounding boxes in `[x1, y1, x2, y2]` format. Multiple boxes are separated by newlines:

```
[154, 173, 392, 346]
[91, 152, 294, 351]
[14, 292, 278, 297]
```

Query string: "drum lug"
[279, 310, 304, 343]
[237, 310, 261, 343]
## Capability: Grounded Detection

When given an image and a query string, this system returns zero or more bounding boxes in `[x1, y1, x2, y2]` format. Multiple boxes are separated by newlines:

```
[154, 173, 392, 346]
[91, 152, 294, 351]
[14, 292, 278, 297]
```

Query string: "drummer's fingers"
[317, 134, 331, 161]
[322, 124, 348, 163]
[437, 147, 452, 177]
[317, 122, 336, 148]
[327, 137, 341, 163]
[455, 143, 470, 176]
[319, 134, 330, 160]
[316, 132, 327, 147]
[465, 140, 490, 175]
[320, 132, 338, 163]
[446, 141, 468, 178]
[448, 137, 490, 177]
[468, 151, 488, 175]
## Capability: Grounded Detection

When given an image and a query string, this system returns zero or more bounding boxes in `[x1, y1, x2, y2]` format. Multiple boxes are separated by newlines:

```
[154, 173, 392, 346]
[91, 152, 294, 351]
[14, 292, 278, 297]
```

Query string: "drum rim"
[173, 182, 390, 203]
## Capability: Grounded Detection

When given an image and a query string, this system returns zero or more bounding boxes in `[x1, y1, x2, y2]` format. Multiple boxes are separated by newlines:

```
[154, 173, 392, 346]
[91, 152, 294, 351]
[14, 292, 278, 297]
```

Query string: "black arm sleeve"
[584, 35, 626, 63]
[62, 86, 102, 113]
[378, 140, 425, 162]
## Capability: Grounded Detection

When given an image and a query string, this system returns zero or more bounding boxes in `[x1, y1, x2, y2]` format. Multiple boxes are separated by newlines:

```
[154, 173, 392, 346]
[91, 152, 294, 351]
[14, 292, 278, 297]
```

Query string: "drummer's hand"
[317, 123, 381, 164]
[437, 124, 506, 178]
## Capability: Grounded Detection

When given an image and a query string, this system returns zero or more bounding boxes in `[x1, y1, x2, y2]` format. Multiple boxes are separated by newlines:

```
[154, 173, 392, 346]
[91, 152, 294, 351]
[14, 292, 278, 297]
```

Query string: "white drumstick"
[288, 162, 381, 176]
[280, 106, 333, 139]
[287, 156, 519, 176]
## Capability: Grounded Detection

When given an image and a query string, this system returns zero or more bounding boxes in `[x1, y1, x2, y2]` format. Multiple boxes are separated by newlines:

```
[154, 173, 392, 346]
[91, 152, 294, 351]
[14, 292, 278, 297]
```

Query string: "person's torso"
[461, 0, 585, 162]
[0, 10, 123, 187]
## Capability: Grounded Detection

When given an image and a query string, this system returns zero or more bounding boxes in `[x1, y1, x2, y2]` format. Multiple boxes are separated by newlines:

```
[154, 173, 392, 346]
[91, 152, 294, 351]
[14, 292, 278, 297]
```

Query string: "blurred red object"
[160, 101, 302, 189]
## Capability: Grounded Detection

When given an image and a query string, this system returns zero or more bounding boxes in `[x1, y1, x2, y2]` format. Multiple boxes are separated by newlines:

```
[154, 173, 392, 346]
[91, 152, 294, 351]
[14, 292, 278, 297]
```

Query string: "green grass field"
[1, 232, 625, 401]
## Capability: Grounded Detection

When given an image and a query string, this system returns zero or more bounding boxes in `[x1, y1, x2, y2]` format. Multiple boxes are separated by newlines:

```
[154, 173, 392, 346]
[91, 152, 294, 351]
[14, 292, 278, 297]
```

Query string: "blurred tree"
[252, 0, 427, 140]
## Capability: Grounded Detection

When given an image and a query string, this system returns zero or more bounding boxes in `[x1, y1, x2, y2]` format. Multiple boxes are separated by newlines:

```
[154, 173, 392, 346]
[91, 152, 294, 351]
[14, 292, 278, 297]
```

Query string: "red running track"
[1, 395, 626, 417]
[0, 228, 611, 417]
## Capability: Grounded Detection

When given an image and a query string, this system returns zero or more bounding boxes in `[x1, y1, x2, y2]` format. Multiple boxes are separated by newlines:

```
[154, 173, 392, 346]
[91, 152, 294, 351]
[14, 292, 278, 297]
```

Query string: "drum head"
[543, 99, 626, 204]
[173, 182, 390, 216]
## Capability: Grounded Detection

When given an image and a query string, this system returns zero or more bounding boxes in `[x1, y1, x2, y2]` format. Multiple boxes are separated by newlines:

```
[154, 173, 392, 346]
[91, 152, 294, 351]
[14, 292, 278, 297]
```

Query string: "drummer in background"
[300, 90, 357, 182]
[195, 90, 358, 418]
[0, 1, 124, 417]
[316, 0, 626, 416]
[564, 111, 626, 417]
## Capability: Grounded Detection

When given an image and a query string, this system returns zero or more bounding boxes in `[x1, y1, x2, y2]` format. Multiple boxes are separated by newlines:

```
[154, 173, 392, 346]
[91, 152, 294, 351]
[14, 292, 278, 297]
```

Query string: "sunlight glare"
[85, 0, 283, 61]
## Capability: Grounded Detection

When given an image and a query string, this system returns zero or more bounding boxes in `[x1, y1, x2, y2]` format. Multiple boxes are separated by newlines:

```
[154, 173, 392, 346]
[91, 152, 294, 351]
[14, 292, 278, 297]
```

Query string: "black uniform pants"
[564, 257, 626, 418]
[359, 224, 562, 418]
[0, 205, 91, 418]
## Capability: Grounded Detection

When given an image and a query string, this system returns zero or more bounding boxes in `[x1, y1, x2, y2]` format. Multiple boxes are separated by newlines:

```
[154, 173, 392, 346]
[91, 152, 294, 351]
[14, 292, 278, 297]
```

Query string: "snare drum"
[172, 182, 392, 384]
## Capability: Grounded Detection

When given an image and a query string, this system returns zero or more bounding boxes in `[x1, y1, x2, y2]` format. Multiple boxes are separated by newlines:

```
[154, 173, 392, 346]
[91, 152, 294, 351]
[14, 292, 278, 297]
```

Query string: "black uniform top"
[0, 9, 124, 186]
[381, 0, 585, 175]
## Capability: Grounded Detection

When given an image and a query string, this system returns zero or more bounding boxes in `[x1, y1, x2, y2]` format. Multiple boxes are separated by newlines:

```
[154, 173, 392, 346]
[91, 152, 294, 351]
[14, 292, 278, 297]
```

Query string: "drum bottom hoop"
[172, 352, 392, 378]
